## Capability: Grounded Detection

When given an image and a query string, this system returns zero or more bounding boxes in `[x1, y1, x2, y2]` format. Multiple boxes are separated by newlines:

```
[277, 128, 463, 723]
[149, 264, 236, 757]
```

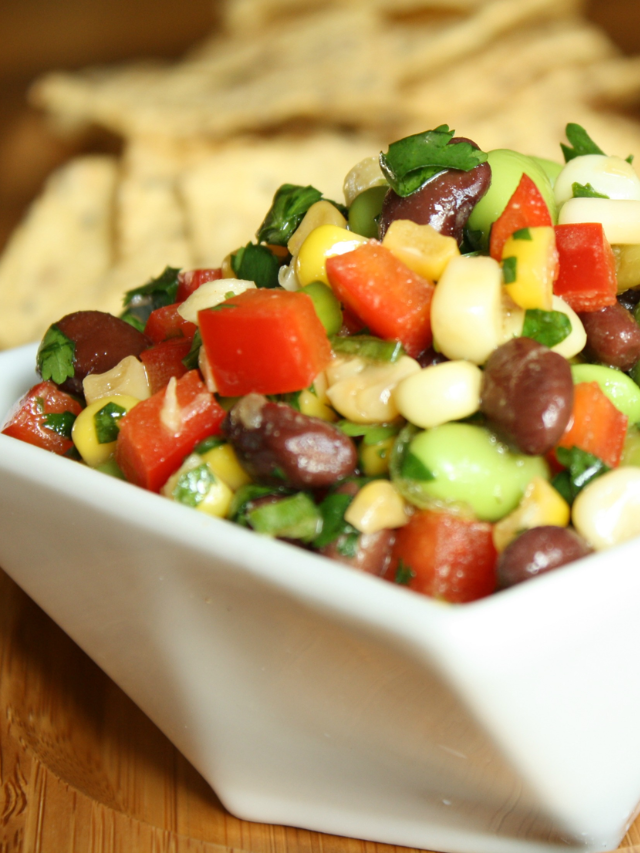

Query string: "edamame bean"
[348, 186, 389, 238]
[301, 281, 343, 335]
[398, 423, 548, 522]
[571, 363, 640, 422]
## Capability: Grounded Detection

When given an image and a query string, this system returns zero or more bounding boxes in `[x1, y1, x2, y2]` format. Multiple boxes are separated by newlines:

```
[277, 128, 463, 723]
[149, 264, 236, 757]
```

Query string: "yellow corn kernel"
[200, 443, 252, 491]
[297, 388, 338, 422]
[72, 394, 140, 467]
[288, 201, 347, 256]
[382, 220, 459, 281]
[502, 226, 558, 311]
[162, 453, 233, 518]
[295, 224, 367, 287]
[359, 436, 395, 476]
[492, 476, 570, 552]
[344, 480, 409, 535]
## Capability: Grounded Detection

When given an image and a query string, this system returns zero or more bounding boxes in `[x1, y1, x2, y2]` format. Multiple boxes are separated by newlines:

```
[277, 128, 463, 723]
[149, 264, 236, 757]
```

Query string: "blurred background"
[1, 0, 640, 349]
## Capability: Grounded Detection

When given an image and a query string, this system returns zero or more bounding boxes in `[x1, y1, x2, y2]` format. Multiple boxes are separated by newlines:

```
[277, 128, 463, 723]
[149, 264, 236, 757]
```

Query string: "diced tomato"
[325, 242, 434, 358]
[115, 370, 225, 491]
[489, 173, 553, 261]
[383, 509, 497, 603]
[2, 381, 83, 456]
[199, 288, 332, 397]
[176, 268, 223, 302]
[556, 381, 627, 468]
[553, 223, 617, 312]
[144, 303, 197, 343]
[140, 337, 192, 394]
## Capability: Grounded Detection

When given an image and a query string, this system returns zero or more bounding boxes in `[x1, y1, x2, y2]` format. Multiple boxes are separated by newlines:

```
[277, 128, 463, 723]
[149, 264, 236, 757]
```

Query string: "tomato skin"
[383, 509, 497, 603]
[176, 268, 223, 302]
[139, 337, 192, 394]
[144, 303, 197, 343]
[115, 370, 225, 491]
[553, 223, 617, 312]
[199, 288, 332, 397]
[489, 173, 552, 261]
[2, 381, 83, 455]
[326, 242, 434, 358]
[556, 381, 627, 468]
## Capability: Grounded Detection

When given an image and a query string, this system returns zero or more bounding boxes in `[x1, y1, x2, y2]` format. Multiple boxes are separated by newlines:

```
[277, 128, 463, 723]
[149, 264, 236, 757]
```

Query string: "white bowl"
[2, 342, 640, 853]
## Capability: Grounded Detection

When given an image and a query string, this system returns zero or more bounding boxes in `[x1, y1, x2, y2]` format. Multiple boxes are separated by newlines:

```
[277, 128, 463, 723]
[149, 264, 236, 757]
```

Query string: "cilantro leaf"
[172, 463, 217, 508]
[401, 451, 434, 482]
[37, 325, 76, 385]
[380, 125, 488, 198]
[313, 492, 359, 549]
[182, 328, 202, 370]
[194, 435, 226, 454]
[231, 243, 280, 288]
[572, 182, 609, 199]
[120, 266, 181, 327]
[256, 184, 323, 246]
[561, 123, 605, 163]
[512, 228, 532, 241]
[330, 335, 405, 363]
[552, 446, 609, 504]
[42, 411, 76, 438]
[94, 402, 127, 444]
[337, 421, 401, 445]
[502, 256, 518, 284]
[395, 559, 416, 586]
[522, 309, 572, 349]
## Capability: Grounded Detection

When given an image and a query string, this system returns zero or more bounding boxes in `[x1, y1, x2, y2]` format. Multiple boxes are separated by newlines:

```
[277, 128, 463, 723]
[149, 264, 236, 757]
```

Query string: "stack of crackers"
[2, 0, 640, 348]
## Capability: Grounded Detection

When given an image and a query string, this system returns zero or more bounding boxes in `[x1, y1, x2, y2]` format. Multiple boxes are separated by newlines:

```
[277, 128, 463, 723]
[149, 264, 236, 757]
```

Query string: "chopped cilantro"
[37, 325, 75, 385]
[522, 309, 572, 349]
[173, 463, 217, 508]
[380, 125, 488, 198]
[502, 256, 517, 284]
[94, 402, 127, 444]
[401, 451, 434, 483]
[313, 491, 358, 549]
[256, 184, 323, 246]
[182, 328, 202, 370]
[120, 266, 181, 327]
[512, 227, 532, 241]
[336, 532, 360, 558]
[232, 242, 280, 289]
[42, 411, 76, 438]
[209, 302, 238, 311]
[337, 421, 401, 445]
[395, 559, 416, 586]
[552, 446, 609, 504]
[572, 182, 609, 199]
[330, 335, 405, 363]
[194, 435, 226, 455]
[561, 123, 605, 162]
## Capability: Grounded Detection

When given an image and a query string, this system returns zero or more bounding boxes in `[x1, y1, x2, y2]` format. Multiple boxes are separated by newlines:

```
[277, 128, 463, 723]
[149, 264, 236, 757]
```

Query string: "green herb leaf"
[231, 242, 281, 289]
[172, 463, 217, 508]
[330, 334, 405, 363]
[395, 559, 416, 586]
[94, 402, 127, 444]
[256, 184, 323, 246]
[37, 325, 76, 385]
[182, 328, 202, 370]
[552, 446, 610, 503]
[313, 492, 358, 549]
[209, 302, 238, 312]
[337, 532, 359, 558]
[247, 492, 322, 542]
[42, 411, 76, 438]
[572, 182, 609, 199]
[120, 266, 181, 327]
[561, 123, 605, 163]
[512, 227, 532, 241]
[502, 256, 518, 284]
[337, 421, 401, 445]
[193, 435, 226, 455]
[401, 451, 434, 482]
[380, 125, 488, 198]
[229, 484, 285, 526]
[522, 309, 572, 348]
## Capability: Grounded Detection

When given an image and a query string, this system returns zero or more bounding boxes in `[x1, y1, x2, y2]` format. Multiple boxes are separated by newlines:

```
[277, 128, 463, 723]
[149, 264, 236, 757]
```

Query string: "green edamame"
[348, 186, 389, 238]
[571, 363, 640, 423]
[301, 281, 343, 336]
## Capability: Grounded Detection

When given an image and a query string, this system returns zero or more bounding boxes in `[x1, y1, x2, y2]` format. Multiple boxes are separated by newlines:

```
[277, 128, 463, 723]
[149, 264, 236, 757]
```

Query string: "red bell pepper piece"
[140, 337, 192, 394]
[2, 381, 83, 456]
[325, 242, 434, 358]
[115, 370, 225, 491]
[556, 381, 627, 468]
[199, 289, 332, 397]
[176, 268, 223, 303]
[553, 223, 617, 312]
[144, 303, 197, 343]
[489, 173, 552, 261]
[383, 509, 497, 603]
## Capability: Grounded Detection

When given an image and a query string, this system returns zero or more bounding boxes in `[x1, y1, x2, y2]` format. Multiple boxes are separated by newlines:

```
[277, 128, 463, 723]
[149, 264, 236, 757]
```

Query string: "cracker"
[0, 155, 117, 348]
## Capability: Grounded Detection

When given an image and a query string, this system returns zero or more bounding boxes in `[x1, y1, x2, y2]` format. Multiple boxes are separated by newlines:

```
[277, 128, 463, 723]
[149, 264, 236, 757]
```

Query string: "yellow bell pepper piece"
[382, 220, 459, 281]
[287, 200, 347, 256]
[295, 224, 367, 287]
[493, 476, 570, 552]
[501, 226, 558, 310]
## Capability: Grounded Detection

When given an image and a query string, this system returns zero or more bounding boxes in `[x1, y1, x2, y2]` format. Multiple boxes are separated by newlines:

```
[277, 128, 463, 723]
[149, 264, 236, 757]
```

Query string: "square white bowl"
[1, 342, 640, 853]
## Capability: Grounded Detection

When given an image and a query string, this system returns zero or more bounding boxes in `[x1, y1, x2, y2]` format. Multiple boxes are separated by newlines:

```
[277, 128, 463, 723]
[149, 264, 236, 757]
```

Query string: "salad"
[5, 122, 640, 604]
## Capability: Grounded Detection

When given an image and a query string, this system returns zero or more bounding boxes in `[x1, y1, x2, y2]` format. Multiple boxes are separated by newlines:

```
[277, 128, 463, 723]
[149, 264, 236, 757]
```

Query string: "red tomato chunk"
[2, 381, 83, 456]
[326, 242, 434, 358]
[144, 303, 197, 343]
[115, 370, 225, 492]
[199, 289, 332, 397]
[176, 268, 222, 302]
[140, 337, 192, 395]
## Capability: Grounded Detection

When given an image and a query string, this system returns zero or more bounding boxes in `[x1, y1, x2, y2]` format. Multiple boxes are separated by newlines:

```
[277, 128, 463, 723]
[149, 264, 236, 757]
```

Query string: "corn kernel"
[295, 224, 367, 287]
[326, 355, 420, 424]
[200, 443, 252, 491]
[394, 360, 482, 429]
[72, 394, 140, 467]
[359, 436, 395, 476]
[493, 476, 570, 552]
[162, 453, 233, 518]
[502, 226, 557, 311]
[288, 200, 347, 256]
[382, 220, 459, 281]
[344, 480, 409, 534]
[297, 388, 338, 421]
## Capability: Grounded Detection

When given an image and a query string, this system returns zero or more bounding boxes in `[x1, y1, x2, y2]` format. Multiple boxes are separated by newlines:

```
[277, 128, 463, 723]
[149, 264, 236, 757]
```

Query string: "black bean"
[320, 529, 396, 576]
[498, 526, 592, 588]
[579, 303, 640, 371]
[223, 393, 358, 490]
[481, 337, 573, 455]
